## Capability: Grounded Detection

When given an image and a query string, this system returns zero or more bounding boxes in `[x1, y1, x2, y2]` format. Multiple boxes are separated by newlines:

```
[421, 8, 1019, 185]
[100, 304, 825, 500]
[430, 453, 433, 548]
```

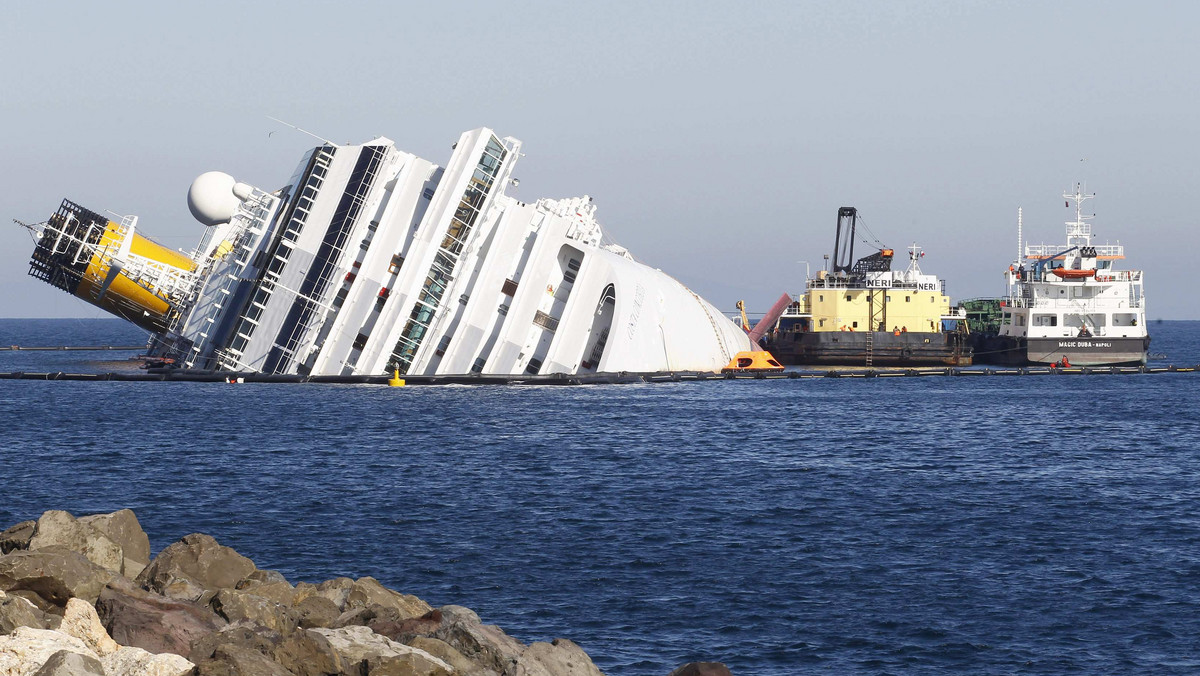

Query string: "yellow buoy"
[388, 370, 405, 387]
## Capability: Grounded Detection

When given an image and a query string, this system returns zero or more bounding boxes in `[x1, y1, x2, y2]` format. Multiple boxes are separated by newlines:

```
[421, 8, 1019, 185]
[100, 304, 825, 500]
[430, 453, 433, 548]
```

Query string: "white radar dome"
[187, 171, 252, 226]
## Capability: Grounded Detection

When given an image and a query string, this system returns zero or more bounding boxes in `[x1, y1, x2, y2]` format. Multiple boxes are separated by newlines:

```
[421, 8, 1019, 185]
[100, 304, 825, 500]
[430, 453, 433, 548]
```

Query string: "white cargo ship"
[974, 184, 1149, 366]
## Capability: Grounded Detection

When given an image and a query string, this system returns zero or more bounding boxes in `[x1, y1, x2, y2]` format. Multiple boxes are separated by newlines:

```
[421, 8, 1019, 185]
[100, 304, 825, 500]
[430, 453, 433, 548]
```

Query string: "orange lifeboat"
[1051, 268, 1096, 279]
[722, 350, 785, 373]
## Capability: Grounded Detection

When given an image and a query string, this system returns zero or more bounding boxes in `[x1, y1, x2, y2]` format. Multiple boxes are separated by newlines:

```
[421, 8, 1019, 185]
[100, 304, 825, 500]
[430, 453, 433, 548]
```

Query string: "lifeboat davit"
[1051, 268, 1096, 279]
[722, 350, 785, 373]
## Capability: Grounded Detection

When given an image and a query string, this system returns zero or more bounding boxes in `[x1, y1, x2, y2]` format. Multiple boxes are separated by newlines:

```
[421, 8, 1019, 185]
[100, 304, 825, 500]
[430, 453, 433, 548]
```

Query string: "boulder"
[406, 637, 480, 676]
[0, 627, 94, 676]
[273, 630, 346, 676]
[438, 606, 480, 626]
[667, 663, 733, 676]
[0, 522, 34, 555]
[0, 549, 115, 606]
[78, 510, 151, 578]
[101, 645, 195, 676]
[345, 578, 431, 621]
[517, 639, 604, 676]
[136, 534, 256, 602]
[232, 581, 295, 609]
[27, 512, 124, 576]
[367, 608, 443, 643]
[294, 578, 353, 611]
[57, 599, 118, 658]
[292, 595, 340, 630]
[427, 618, 526, 675]
[1, 590, 46, 635]
[96, 578, 226, 655]
[209, 589, 298, 634]
[30, 649, 104, 676]
[189, 624, 283, 666]
[312, 625, 453, 675]
[236, 571, 289, 589]
[194, 644, 291, 676]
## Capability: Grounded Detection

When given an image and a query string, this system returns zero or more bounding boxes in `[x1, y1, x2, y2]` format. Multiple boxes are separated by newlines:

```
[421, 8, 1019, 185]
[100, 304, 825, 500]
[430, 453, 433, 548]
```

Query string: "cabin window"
[501, 278, 519, 296]
[906, 296, 911, 302]
[845, 294, 852, 301]
[819, 295, 824, 302]
[434, 334, 452, 356]
[852, 321, 858, 328]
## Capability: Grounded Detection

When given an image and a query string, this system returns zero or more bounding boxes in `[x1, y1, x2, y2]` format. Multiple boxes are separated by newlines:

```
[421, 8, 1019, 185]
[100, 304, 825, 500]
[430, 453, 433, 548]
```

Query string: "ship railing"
[1025, 243, 1124, 258]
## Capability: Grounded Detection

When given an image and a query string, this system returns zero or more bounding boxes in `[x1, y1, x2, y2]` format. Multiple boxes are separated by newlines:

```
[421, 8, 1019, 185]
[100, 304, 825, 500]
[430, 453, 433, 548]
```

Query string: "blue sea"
[2, 318, 1199, 675]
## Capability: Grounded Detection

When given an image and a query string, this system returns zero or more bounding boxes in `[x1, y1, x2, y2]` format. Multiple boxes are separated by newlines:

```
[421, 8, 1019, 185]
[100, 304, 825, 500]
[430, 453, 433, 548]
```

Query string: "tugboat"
[969, 184, 1149, 366]
[764, 207, 971, 367]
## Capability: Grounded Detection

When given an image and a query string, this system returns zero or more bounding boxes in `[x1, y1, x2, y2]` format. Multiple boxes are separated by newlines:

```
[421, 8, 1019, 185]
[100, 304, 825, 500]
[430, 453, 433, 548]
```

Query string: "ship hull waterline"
[766, 331, 973, 367]
[970, 335, 1150, 367]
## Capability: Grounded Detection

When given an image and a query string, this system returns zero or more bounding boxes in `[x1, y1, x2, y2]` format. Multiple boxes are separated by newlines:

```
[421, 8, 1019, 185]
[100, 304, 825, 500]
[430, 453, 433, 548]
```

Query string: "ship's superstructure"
[22, 128, 750, 375]
[765, 207, 971, 366]
[978, 185, 1149, 366]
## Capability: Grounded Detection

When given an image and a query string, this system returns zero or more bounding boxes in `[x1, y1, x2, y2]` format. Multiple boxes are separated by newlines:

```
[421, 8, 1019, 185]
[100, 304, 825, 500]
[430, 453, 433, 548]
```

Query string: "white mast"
[1017, 207, 1023, 261]
[1064, 182, 1095, 248]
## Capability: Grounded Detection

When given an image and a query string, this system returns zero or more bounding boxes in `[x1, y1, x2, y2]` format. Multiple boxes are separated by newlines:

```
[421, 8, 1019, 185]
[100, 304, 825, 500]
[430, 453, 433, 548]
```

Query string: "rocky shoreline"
[0, 510, 730, 676]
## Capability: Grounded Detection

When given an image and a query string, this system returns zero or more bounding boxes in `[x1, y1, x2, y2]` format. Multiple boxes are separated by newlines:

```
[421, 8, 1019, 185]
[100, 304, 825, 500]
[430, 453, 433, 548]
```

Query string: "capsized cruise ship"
[21, 128, 751, 376]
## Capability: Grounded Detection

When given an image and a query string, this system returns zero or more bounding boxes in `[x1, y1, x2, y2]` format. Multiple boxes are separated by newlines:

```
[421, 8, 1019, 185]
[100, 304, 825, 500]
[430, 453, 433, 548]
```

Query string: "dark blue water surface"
[2, 319, 1199, 675]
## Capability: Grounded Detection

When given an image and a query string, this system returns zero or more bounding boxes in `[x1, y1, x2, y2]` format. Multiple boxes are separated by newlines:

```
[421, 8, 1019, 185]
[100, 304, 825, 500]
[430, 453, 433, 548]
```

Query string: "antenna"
[266, 116, 337, 146]
[1017, 207, 1023, 261]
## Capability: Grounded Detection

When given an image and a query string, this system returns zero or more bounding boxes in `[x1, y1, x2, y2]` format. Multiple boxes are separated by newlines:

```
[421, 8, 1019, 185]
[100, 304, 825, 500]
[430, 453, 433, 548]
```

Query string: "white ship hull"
[24, 128, 750, 375]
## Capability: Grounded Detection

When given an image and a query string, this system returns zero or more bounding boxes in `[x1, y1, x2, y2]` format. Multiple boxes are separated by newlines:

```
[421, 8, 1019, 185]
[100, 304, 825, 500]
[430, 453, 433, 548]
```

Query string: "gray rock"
[438, 605, 480, 626]
[0, 521, 35, 555]
[344, 577, 431, 621]
[407, 637, 482, 676]
[1, 590, 47, 634]
[195, 643, 293, 676]
[667, 663, 732, 676]
[232, 580, 295, 608]
[188, 624, 340, 676]
[313, 626, 453, 676]
[28, 512, 124, 576]
[0, 548, 116, 607]
[96, 577, 226, 655]
[209, 589, 298, 634]
[189, 624, 283, 666]
[428, 620, 526, 675]
[293, 595, 340, 630]
[78, 510, 151, 577]
[294, 578, 353, 611]
[518, 639, 604, 676]
[236, 570, 289, 589]
[136, 534, 256, 602]
[30, 649, 105, 676]
[274, 629, 346, 676]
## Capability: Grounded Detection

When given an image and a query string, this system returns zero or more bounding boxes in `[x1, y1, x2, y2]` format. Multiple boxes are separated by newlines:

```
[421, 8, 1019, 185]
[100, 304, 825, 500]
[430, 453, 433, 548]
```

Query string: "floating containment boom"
[22, 127, 750, 376]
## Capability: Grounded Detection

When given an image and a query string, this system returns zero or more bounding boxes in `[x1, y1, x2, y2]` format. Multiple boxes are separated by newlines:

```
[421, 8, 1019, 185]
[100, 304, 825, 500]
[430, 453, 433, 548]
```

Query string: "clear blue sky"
[2, 0, 1195, 318]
